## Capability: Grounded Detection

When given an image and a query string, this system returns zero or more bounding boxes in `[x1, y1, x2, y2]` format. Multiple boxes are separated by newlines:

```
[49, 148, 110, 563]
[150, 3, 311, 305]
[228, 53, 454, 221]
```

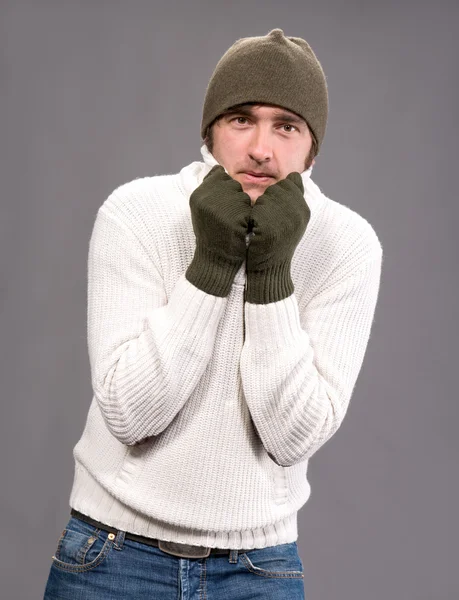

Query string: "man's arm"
[88, 204, 226, 446]
[240, 249, 383, 467]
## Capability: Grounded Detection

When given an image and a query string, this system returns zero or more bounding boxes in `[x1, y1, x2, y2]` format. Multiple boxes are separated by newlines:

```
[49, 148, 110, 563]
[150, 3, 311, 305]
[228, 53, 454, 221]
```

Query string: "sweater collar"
[179, 145, 324, 214]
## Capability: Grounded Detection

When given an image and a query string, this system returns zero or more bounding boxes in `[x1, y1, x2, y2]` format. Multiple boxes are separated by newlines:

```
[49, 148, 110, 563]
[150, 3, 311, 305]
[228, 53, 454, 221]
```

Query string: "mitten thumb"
[285, 171, 304, 194]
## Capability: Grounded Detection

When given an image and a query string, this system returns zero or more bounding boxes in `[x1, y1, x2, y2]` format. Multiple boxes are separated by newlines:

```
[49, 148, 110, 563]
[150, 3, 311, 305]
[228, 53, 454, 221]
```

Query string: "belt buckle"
[158, 540, 211, 559]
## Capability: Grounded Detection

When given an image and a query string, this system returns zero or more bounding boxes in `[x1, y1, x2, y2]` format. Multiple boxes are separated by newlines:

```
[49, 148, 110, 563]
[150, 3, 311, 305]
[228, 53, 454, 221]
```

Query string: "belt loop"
[229, 549, 239, 563]
[114, 530, 125, 551]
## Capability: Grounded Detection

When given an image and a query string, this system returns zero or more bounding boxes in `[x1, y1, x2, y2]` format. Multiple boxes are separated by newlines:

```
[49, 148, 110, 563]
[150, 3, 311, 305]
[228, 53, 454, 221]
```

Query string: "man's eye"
[234, 117, 248, 124]
[281, 124, 297, 132]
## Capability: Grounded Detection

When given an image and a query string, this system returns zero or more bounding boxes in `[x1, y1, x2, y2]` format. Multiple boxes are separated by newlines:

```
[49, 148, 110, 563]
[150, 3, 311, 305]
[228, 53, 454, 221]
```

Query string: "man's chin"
[245, 184, 274, 205]
[242, 181, 275, 203]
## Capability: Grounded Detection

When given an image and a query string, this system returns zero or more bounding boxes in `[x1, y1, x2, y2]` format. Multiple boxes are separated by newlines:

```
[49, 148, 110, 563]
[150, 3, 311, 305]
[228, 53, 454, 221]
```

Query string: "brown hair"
[203, 102, 318, 170]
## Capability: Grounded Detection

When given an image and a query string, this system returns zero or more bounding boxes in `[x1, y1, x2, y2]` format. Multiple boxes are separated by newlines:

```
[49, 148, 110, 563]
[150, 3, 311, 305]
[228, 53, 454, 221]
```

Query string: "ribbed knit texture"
[185, 243, 242, 297]
[69, 145, 383, 550]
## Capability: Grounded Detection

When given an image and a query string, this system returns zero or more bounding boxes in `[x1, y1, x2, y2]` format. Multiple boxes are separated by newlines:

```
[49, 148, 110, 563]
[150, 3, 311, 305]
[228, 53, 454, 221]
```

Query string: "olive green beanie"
[201, 28, 329, 154]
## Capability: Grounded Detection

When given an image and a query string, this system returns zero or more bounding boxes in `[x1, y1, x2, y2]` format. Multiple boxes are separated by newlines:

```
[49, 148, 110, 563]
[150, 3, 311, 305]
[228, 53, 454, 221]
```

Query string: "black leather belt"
[70, 509, 253, 559]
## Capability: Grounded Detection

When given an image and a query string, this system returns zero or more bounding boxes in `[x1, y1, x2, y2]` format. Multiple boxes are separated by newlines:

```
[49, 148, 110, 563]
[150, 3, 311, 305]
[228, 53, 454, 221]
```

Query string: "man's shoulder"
[105, 173, 181, 208]
[96, 172, 184, 225]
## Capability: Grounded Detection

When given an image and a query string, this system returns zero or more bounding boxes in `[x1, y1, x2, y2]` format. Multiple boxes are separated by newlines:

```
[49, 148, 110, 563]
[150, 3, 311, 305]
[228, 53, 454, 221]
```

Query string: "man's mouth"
[241, 172, 275, 183]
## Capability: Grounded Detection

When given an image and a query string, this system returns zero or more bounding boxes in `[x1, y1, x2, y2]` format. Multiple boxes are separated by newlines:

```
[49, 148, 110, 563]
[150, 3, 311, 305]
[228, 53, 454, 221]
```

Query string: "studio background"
[1, 1, 456, 598]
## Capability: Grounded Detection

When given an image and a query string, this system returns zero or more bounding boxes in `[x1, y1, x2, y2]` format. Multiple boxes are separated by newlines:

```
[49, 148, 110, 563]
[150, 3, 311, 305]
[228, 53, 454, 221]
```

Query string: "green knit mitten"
[246, 172, 310, 304]
[186, 165, 252, 297]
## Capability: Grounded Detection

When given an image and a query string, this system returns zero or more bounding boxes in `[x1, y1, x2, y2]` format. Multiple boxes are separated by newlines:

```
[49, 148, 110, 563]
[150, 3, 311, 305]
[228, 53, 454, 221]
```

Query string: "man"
[44, 29, 383, 599]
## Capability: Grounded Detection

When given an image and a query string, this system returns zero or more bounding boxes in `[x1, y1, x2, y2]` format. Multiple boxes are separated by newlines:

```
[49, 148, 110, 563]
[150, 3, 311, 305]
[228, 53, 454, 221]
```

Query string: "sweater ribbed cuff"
[185, 244, 243, 297]
[245, 261, 294, 304]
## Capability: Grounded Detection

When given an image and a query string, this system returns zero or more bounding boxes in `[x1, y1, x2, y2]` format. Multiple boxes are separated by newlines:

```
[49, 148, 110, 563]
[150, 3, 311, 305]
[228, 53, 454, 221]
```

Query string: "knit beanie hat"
[201, 28, 329, 154]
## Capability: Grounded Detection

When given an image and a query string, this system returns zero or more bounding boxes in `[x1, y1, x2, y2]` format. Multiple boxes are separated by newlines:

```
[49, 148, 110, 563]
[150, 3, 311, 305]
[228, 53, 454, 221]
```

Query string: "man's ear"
[312, 159, 316, 166]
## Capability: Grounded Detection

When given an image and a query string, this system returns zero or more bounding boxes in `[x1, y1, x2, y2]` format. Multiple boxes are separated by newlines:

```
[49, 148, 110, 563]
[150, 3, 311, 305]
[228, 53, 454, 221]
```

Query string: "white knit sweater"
[69, 145, 383, 550]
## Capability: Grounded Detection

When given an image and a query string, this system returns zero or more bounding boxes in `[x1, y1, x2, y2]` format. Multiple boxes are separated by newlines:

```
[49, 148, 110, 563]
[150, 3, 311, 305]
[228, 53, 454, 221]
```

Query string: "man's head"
[200, 29, 328, 202]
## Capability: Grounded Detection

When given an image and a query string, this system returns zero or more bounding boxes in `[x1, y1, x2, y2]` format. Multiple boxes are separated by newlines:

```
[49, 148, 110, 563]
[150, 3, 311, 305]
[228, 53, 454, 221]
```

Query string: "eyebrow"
[222, 104, 306, 127]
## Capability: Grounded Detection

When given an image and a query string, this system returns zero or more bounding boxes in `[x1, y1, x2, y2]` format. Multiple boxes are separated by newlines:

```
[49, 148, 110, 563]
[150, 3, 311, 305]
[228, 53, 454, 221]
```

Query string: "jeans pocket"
[51, 517, 116, 573]
[240, 542, 304, 579]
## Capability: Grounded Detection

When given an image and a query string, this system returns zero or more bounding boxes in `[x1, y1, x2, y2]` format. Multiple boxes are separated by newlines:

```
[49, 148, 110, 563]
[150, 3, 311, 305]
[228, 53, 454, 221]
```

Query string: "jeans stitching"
[239, 553, 304, 579]
[76, 531, 100, 564]
[199, 558, 207, 600]
[52, 534, 115, 573]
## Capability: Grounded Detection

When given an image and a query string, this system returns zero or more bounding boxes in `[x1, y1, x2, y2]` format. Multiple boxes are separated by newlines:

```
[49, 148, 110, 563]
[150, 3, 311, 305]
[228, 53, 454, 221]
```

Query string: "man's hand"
[246, 172, 310, 304]
[186, 165, 252, 297]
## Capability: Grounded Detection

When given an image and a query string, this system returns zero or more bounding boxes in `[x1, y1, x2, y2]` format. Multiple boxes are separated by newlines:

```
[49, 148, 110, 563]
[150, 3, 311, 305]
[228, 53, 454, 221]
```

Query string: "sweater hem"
[69, 463, 299, 550]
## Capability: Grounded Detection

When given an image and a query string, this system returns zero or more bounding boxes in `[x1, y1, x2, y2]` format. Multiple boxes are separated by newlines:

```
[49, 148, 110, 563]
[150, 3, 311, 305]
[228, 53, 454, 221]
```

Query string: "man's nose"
[247, 127, 273, 163]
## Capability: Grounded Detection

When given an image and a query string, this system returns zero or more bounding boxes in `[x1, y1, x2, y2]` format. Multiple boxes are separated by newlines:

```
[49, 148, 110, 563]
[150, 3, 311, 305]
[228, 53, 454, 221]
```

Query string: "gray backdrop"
[1, 0, 457, 598]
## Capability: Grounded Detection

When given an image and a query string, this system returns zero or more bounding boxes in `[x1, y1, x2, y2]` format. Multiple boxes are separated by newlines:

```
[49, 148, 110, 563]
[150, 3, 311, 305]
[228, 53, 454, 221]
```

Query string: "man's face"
[210, 104, 315, 205]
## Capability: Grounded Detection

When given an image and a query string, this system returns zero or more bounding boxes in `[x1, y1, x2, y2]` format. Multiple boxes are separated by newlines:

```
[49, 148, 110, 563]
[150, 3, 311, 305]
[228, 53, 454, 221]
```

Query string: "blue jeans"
[44, 515, 305, 599]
